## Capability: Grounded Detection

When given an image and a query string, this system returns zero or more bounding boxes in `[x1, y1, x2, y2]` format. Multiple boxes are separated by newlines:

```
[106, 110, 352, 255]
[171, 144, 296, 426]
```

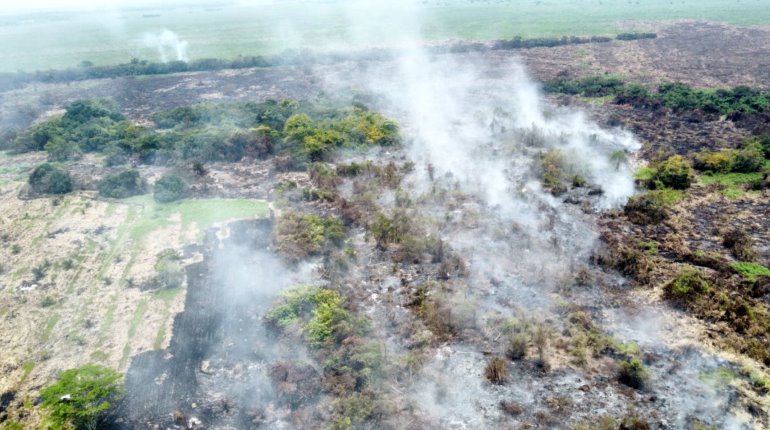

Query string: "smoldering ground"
[112, 1, 760, 429]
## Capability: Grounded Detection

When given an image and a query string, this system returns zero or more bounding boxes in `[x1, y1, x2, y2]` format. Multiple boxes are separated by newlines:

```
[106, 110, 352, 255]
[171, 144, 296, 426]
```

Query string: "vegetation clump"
[545, 77, 770, 118]
[667, 266, 710, 300]
[618, 358, 649, 389]
[97, 170, 145, 199]
[153, 174, 187, 203]
[654, 155, 693, 189]
[266, 286, 352, 347]
[484, 356, 509, 384]
[28, 163, 73, 195]
[722, 228, 757, 261]
[731, 262, 770, 282]
[40, 364, 123, 430]
[623, 189, 682, 225]
[274, 212, 345, 261]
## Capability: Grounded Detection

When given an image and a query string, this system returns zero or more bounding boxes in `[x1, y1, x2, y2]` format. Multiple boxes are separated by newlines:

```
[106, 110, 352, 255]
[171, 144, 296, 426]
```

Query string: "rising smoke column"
[143, 29, 189, 62]
[314, 1, 750, 427]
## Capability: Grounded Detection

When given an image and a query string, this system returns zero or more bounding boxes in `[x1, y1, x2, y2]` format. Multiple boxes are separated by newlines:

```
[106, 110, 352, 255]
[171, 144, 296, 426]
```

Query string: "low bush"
[97, 170, 145, 199]
[507, 333, 529, 360]
[618, 358, 649, 389]
[28, 163, 73, 195]
[266, 286, 351, 347]
[722, 228, 757, 261]
[40, 364, 123, 430]
[732, 140, 766, 173]
[274, 213, 345, 261]
[654, 155, 693, 189]
[44, 136, 82, 162]
[153, 174, 187, 203]
[623, 189, 682, 224]
[693, 150, 736, 173]
[667, 266, 710, 299]
[484, 356, 509, 384]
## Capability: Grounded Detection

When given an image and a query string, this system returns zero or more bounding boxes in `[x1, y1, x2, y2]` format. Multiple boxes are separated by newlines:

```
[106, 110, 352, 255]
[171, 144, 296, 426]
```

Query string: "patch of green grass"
[611, 339, 640, 357]
[153, 287, 182, 302]
[646, 188, 685, 206]
[731, 262, 770, 282]
[122, 195, 268, 243]
[635, 166, 656, 181]
[127, 299, 148, 339]
[635, 240, 658, 255]
[40, 313, 60, 342]
[2, 0, 770, 72]
[699, 366, 736, 388]
[19, 361, 35, 382]
[699, 171, 763, 198]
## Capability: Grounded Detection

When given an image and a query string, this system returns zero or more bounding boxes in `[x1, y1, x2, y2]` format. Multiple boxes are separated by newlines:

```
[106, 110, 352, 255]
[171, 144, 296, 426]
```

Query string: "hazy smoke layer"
[143, 29, 189, 62]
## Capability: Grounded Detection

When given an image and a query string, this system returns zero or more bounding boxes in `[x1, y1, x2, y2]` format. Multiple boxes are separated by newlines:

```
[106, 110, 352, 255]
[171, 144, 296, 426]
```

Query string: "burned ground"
[1, 20, 770, 430]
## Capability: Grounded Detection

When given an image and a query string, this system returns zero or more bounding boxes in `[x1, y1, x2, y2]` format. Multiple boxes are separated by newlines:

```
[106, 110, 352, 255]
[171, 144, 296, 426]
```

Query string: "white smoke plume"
[143, 29, 189, 63]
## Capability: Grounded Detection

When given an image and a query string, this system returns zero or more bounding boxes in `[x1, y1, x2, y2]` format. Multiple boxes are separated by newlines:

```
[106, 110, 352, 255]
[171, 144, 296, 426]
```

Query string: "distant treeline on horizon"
[0, 32, 656, 92]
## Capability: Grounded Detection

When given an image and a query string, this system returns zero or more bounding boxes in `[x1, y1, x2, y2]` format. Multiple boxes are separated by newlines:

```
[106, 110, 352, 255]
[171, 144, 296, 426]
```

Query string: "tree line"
[0, 33, 656, 92]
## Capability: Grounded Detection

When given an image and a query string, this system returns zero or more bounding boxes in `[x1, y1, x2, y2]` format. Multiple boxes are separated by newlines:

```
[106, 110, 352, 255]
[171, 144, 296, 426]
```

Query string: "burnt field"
[1, 19, 770, 430]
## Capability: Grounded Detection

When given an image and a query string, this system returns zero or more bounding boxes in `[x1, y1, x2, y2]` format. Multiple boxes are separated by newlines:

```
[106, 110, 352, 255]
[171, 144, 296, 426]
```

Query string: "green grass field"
[1, 0, 769, 72]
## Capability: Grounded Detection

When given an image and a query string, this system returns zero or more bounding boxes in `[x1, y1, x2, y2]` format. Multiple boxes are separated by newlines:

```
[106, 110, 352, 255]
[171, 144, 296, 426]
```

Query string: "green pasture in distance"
[0, 0, 769, 72]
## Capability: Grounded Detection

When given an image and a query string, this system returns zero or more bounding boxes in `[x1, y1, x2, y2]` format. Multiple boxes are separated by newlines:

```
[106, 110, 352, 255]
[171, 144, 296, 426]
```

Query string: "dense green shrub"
[732, 140, 766, 173]
[62, 99, 124, 124]
[12, 119, 63, 152]
[545, 77, 770, 117]
[28, 163, 73, 195]
[97, 170, 146, 199]
[274, 212, 345, 261]
[618, 358, 649, 389]
[40, 364, 123, 430]
[266, 285, 351, 347]
[654, 155, 693, 189]
[755, 133, 770, 159]
[153, 174, 187, 203]
[667, 266, 710, 299]
[44, 136, 82, 162]
[543, 75, 624, 97]
[623, 189, 682, 224]
[693, 150, 736, 173]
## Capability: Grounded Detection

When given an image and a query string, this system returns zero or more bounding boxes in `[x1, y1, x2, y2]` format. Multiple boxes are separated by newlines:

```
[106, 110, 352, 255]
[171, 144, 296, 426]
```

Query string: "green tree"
[40, 364, 123, 430]
[733, 140, 765, 173]
[153, 174, 187, 203]
[28, 163, 73, 195]
[97, 170, 145, 199]
[45, 136, 82, 162]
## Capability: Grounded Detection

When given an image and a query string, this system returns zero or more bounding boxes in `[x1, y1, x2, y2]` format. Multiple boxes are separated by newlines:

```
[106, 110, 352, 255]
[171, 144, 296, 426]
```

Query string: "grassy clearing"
[732, 262, 770, 282]
[699, 171, 763, 199]
[1, 0, 770, 72]
[121, 195, 268, 244]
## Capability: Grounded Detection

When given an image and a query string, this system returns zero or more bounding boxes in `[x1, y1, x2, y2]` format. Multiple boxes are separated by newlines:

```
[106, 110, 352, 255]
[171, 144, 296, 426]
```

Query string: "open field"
[1, 0, 770, 72]
[0, 155, 268, 408]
